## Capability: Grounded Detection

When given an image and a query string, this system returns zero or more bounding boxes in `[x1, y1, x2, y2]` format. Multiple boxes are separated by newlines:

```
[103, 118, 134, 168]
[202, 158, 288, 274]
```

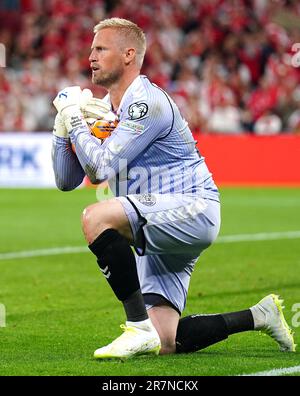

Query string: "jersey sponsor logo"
[119, 120, 144, 133]
[128, 102, 148, 120]
[136, 193, 156, 206]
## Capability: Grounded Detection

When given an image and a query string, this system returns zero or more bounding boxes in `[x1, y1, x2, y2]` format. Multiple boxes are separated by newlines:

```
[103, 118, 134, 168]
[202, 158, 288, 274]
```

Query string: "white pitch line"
[216, 230, 300, 243]
[0, 230, 300, 261]
[241, 365, 300, 376]
[0, 246, 88, 260]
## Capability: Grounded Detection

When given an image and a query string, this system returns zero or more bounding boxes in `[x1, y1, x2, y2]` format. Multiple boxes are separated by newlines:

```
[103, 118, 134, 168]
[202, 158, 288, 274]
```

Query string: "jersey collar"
[103, 75, 143, 117]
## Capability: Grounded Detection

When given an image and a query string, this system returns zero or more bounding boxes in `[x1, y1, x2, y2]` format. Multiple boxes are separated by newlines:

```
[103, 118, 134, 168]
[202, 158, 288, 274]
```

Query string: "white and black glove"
[52, 113, 68, 138]
[53, 86, 117, 132]
[53, 86, 85, 132]
[80, 89, 117, 122]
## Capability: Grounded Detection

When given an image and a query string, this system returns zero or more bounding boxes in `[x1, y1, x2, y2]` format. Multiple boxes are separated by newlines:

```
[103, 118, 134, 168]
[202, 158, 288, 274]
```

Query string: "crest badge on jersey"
[128, 102, 148, 120]
[136, 193, 156, 206]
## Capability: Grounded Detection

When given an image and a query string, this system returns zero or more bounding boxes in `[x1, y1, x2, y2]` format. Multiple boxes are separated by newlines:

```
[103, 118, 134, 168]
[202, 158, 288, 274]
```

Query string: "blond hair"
[93, 18, 146, 68]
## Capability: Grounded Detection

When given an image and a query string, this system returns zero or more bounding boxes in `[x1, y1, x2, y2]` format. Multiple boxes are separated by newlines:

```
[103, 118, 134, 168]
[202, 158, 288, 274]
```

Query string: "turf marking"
[0, 246, 88, 260]
[241, 365, 300, 376]
[216, 230, 300, 243]
[1, 230, 300, 261]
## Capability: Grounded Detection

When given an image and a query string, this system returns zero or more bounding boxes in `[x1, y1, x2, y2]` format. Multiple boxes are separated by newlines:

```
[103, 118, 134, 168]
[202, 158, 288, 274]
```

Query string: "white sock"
[126, 318, 153, 330]
[250, 304, 267, 329]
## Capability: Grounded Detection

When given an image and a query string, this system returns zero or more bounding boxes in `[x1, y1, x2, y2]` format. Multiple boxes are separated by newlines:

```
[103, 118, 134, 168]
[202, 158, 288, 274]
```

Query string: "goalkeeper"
[52, 18, 295, 359]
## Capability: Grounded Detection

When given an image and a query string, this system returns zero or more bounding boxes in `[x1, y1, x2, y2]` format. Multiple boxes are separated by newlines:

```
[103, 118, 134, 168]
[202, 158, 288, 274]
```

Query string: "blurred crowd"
[1, 0, 300, 134]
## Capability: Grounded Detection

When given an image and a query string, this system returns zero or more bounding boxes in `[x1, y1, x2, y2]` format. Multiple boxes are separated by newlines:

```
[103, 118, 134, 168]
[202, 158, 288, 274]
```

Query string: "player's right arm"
[52, 86, 117, 190]
[52, 113, 85, 191]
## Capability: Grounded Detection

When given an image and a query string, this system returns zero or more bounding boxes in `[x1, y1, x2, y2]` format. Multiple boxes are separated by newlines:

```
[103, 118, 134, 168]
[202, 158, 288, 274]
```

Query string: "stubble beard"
[92, 68, 123, 89]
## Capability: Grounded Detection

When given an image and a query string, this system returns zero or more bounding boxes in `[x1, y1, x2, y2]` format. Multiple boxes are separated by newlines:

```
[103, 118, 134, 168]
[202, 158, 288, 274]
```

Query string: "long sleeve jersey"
[52, 75, 219, 202]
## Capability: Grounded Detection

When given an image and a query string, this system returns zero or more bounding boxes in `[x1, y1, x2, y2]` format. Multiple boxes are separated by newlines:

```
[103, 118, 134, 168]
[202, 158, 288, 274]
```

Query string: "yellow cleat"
[94, 319, 161, 360]
[252, 294, 296, 352]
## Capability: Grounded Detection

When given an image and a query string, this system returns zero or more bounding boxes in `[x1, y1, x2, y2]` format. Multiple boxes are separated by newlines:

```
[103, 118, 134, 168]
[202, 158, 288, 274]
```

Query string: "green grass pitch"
[0, 187, 299, 376]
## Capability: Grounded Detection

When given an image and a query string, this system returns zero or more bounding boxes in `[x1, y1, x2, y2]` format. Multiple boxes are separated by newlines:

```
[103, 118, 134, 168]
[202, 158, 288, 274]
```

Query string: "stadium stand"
[0, 0, 300, 133]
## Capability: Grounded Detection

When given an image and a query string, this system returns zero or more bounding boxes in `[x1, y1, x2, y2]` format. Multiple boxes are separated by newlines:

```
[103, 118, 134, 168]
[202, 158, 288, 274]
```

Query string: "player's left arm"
[69, 97, 172, 184]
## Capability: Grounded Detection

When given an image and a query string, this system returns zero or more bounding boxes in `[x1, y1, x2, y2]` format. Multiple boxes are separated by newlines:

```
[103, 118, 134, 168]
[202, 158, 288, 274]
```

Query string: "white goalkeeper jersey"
[52, 75, 219, 202]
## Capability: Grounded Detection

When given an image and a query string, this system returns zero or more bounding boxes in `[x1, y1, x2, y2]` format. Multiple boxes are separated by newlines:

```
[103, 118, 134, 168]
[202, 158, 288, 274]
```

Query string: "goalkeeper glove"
[52, 113, 68, 138]
[53, 86, 85, 132]
[80, 89, 116, 122]
[53, 86, 118, 132]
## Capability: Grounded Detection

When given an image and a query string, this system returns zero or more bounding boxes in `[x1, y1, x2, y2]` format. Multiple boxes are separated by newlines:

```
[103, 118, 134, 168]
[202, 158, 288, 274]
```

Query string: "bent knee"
[81, 203, 114, 244]
[81, 203, 100, 228]
[81, 200, 132, 245]
[81, 203, 98, 231]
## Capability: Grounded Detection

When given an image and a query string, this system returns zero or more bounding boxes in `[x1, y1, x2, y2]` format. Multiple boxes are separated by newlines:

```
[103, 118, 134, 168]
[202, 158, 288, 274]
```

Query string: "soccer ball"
[71, 117, 118, 153]
[86, 118, 118, 141]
